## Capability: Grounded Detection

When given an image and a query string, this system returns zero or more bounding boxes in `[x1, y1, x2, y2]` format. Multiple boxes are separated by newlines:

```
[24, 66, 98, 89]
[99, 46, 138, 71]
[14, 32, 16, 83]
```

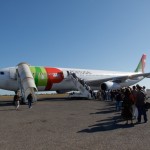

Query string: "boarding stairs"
[68, 72, 92, 99]
[17, 62, 38, 103]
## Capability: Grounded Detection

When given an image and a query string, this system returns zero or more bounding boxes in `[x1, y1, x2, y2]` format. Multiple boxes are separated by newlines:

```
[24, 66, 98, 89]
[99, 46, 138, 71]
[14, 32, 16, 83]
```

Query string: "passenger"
[121, 88, 133, 124]
[67, 71, 70, 76]
[142, 86, 146, 95]
[79, 78, 85, 86]
[106, 90, 110, 101]
[101, 90, 106, 100]
[27, 93, 33, 109]
[115, 90, 122, 111]
[13, 92, 20, 110]
[110, 90, 115, 101]
[97, 90, 102, 100]
[89, 89, 93, 98]
[113, 90, 117, 101]
[131, 86, 138, 119]
[136, 86, 147, 123]
[92, 91, 97, 99]
[72, 73, 77, 79]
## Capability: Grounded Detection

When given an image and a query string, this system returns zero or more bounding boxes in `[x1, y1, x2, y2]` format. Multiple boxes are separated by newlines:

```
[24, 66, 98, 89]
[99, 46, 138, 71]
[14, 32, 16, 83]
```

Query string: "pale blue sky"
[0, 0, 150, 94]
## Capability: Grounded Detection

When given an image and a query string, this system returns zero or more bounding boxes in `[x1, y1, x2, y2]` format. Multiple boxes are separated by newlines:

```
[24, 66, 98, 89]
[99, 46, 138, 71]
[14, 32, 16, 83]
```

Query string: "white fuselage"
[0, 67, 144, 92]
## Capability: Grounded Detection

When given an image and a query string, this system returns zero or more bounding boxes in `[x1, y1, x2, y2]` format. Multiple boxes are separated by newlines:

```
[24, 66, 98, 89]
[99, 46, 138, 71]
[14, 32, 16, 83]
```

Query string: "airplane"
[0, 54, 150, 101]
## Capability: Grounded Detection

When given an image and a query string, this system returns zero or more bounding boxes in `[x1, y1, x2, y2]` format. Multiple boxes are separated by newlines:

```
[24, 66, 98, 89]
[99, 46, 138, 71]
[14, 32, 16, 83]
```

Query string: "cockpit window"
[0, 72, 4, 75]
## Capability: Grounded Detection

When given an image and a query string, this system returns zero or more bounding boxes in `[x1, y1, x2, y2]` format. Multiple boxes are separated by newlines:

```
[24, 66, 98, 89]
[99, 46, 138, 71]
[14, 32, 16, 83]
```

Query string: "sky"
[0, 0, 150, 94]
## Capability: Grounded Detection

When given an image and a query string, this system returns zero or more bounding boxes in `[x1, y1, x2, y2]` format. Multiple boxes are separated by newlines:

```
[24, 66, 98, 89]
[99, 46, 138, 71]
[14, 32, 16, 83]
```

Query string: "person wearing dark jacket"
[27, 93, 33, 108]
[122, 88, 133, 124]
[115, 90, 122, 111]
[14, 92, 20, 110]
[136, 86, 147, 123]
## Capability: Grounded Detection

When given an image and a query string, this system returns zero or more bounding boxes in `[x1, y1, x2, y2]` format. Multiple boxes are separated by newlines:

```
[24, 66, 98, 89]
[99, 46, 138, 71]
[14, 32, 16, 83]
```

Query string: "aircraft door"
[9, 68, 17, 79]
[63, 70, 69, 79]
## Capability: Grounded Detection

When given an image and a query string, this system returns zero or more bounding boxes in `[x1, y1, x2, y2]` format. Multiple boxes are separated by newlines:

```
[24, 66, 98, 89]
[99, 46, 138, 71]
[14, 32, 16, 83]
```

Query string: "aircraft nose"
[0, 69, 7, 80]
[0, 70, 5, 87]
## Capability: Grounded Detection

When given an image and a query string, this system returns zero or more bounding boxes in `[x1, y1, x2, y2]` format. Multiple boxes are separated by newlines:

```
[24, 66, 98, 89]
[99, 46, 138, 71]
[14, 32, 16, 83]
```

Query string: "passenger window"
[0, 72, 4, 75]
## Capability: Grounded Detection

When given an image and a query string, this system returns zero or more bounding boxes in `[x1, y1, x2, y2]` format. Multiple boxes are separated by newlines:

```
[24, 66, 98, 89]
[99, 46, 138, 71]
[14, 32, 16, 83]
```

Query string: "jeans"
[116, 101, 122, 111]
[137, 106, 147, 122]
[28, 100, 32, 108]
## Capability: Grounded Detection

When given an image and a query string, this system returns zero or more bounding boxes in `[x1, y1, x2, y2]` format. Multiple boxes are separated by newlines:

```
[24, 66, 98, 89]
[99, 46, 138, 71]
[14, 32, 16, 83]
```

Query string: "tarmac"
[0, 95, 150, 150]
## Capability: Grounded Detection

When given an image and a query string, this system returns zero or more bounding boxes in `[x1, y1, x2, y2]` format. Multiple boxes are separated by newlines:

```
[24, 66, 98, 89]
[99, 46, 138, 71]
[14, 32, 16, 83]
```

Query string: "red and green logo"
[30, 67, 64, 90]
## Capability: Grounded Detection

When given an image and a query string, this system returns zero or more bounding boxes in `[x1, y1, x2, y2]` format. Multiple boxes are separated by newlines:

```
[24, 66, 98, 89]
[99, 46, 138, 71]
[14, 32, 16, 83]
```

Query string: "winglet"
[135, 54, 146, 73]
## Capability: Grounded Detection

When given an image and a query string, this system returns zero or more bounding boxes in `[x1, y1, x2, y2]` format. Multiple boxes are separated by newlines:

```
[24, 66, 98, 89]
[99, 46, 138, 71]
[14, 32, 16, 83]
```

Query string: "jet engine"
[101, 81, 121, 91]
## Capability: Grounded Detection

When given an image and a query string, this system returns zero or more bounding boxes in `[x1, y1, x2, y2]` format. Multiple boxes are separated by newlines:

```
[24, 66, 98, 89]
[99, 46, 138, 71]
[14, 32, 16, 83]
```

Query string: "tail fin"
[135, 54, 146, 73]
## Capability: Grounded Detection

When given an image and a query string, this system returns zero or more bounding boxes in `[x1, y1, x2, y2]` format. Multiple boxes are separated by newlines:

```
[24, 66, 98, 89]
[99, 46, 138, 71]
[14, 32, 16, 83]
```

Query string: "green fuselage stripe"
[30, 67, 48, 87]
[30, 67, 36, 78]
[38, 67, 47, 86]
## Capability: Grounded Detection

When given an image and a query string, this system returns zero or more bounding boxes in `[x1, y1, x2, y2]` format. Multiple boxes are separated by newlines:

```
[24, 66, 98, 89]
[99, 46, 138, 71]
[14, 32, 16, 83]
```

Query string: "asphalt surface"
[0, 96, 150, 150]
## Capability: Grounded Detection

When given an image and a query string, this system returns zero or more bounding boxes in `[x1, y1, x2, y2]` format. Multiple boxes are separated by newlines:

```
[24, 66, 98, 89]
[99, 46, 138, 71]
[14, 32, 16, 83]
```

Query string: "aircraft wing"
[128, 72, 150, 79]
[86, 72, 150, 86]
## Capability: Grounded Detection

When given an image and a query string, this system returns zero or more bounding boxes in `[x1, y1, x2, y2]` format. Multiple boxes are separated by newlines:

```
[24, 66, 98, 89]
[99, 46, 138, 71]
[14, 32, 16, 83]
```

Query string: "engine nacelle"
[101, 81, 121, 91]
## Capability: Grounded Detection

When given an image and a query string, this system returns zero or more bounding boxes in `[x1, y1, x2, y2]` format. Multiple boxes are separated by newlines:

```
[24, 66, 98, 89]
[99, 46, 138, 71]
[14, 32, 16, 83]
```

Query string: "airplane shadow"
[78, 101, 135, 133]
[0, 100, 14, 107]
[77, 115, 134, 133]
[0, 108, 16, 111]
[38, 98, 90, 102]
[90, 107, 115, 115]
[0, 100, 17, 111]
[90, 101, 116, 115]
